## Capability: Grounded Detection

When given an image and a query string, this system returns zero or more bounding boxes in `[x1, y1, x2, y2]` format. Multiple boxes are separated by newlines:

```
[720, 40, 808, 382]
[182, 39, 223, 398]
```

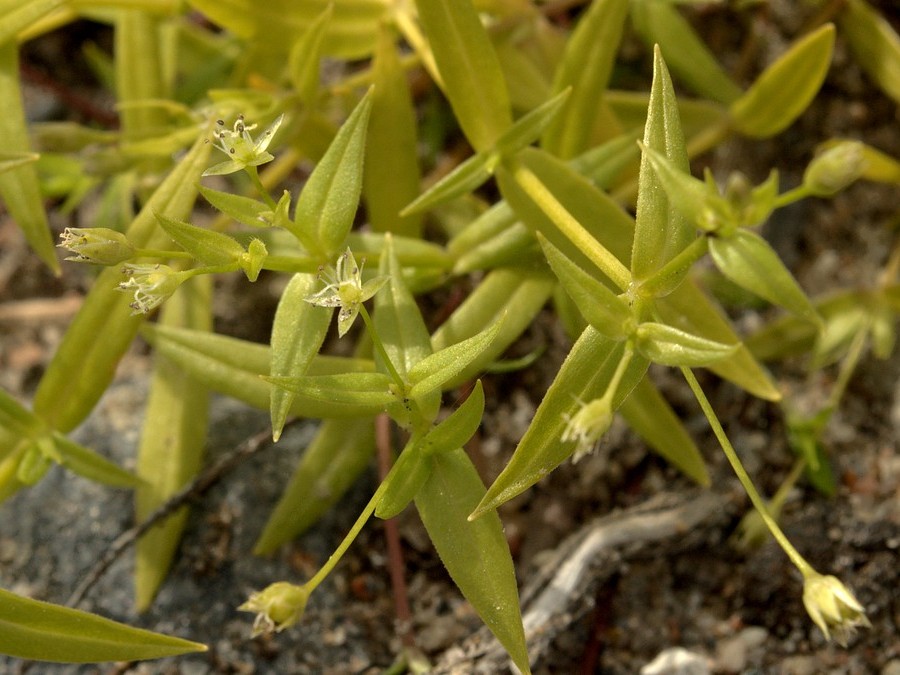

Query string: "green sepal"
[730, 24, 835, 138]
[155, 212, 244, 266]
[708, 229, 820, 325]
[53, 434, 143, 488]
[414, 0, 512, 151]
[269, 273, 332, 440]
[0, 587, 205, 663]
[408, 320, 502, 400]
[292, 90, 373, 256]
[265, 373, 395, 411]
[630, 0, 742, 104]
[635, 322, 738, 367]
[631, 47, 693, 283]
[540, 234, 632, 340]
[473, 329, 649, 517]
[254, 417, 375, 555]
[415, 448, 531, 675]
[618, 378, 709, 486]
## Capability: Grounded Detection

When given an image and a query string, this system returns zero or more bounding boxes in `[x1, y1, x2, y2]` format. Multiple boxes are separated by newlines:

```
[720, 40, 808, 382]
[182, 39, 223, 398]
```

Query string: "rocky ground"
[1, 3, 898, 674]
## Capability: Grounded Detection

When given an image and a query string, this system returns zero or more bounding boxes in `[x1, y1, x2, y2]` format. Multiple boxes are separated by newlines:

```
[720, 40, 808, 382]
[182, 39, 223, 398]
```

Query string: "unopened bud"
[803, 141, 867, 196]
[58, 227, 135, 265]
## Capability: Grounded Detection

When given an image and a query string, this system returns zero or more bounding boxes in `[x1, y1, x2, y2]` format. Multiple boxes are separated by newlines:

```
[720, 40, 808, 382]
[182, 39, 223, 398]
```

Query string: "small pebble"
[640, 647, 711, 675]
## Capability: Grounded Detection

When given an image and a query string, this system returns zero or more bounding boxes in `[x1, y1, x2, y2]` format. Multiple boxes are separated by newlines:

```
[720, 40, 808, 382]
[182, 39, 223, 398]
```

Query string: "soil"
[1, 3, 898, 675]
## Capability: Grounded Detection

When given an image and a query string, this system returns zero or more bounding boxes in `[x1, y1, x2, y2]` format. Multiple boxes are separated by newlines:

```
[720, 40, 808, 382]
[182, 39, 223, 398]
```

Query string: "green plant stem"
[508, 159, 632, 291]
[359, 304, 406, 392]
[826, 321, 869, 412]
[245, 165, 277, 210]
[773, 184, 812, 209]
[680, 366, 815, 578]
[607, 340, 635, 399]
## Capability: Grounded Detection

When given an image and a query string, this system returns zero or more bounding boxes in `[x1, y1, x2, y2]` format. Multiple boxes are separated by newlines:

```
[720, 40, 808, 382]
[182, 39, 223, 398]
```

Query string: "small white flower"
[802, 572, 870, 646]
[204, 113, 283, 176]
[117, 263, 187, 314]
[561, 397, 613, 463]
[305, 249, 387, 337]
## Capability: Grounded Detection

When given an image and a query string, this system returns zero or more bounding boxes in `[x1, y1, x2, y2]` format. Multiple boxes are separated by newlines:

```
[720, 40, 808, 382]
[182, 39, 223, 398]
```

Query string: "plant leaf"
[155, 213, 245, 265]
[730, 24, 835, 138]
[52, 434, 142, 488]
[415, 448, 530, 674]
[708, 229, 820, 325]
[414, 0, 512, 151]
[839, 0, 900, 104]
[266, 373, 395, 410]
[409, 320, 502, 399]
[0, 587, 205, 662]
[635, 322, 738, 367]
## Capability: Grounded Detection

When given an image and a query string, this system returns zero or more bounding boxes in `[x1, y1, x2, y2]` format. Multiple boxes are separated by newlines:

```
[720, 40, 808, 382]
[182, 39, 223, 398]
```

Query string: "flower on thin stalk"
[305, 248, 387, 337]
[117, 263, 188, 315]
[239, 581, 309, 637]
[561, 396, 613, 463]
[204, 113, 284, 177]
[802, 572, 870, 646]
[58, 227, 135, 265]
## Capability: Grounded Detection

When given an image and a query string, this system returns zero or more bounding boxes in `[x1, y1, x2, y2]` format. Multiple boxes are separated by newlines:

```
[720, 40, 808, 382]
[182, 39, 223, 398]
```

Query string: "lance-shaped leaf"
[0, 387, 43, 438]
[708, 229, 820, 325]
[431, 267, 555, 387]
[540, 234, 633, 340]
[839, 0, 900, 105]
[630, 0, 742, 105]
[619, 378, 709, 486]
[0, 152, 37, 174]
[631, 47, 694, 283]
[408, 320, 502, 399]
[414, 0, 511, 152]
[365, 24, 423, 237]
[52, 434, 142, 488]
[473, 329, 649, 517]
[424, 380, 485, 456]
[416, 448, 530, 675]
[635, 322, 738, 367]
[288, 4, 332, 104]
[267, 372, 394, 409]
[199, 185, 270, 228]
[0, 587, 205, 663]
[254, 417, 375, 554]
[730, 24, 835, 138]
[135, 275, 211, 612]
[155, 213, 244, 265]
[0, 43, 58, 273]
[269, 274, 332, 440]
[292, 90, 372, 256]
[33, 133, 211, 432]
[541, 0, 629, 158]
[656, 278, 781, 401]
[402, 89, 571, 217]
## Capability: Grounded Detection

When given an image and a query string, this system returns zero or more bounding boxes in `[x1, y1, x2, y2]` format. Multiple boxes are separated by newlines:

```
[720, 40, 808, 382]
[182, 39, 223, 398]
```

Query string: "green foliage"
[2, 0, 895, 667]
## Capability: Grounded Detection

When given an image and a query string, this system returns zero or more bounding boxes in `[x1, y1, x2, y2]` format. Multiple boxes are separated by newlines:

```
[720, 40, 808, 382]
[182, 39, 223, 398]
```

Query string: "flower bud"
[803, 141, 867, 196]
[240, 238, 268, 282]
[58, 227, 135, 265]
[239, 581, 309, 637]
[802, 572, 870, 646]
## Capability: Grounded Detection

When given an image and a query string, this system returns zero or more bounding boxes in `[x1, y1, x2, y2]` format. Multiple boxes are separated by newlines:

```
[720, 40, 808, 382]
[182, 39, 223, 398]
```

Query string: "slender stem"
[680, 366, 814, 577]
[508, 159, 632, 291]
[245, 165, 277, 210]
[359, 304, 406, 392]
[826, 321, 869, 412]
[607, 341, 635, 400]
[773, 184, 812, 209]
